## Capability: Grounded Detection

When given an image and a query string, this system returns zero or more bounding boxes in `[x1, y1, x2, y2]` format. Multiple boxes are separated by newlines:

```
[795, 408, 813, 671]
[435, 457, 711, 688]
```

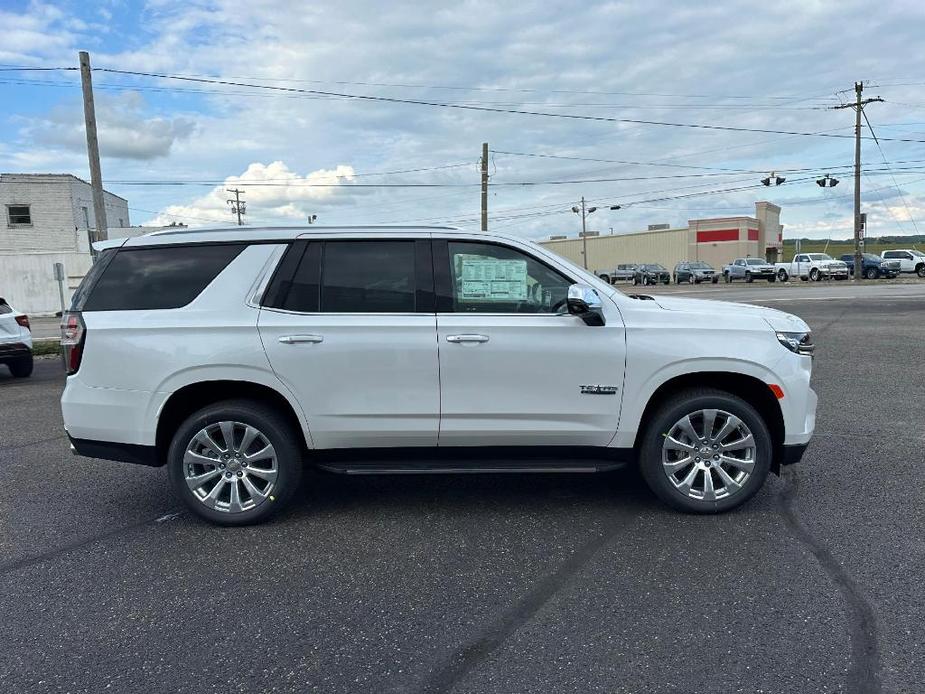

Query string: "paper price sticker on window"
[459, 259, 528, 301]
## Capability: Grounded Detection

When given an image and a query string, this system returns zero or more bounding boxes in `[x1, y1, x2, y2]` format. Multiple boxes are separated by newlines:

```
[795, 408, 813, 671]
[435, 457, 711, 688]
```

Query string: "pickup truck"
[775, 253, 849, 282]
[881, 249, 925, 277]
[597, 264, 637, 284]
[840, 253, 900, 279]
[723, 258, 777, 283]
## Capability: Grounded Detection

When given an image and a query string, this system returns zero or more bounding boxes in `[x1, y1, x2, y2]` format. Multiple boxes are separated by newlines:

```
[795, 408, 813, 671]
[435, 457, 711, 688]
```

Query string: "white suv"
[881, 249, 925, 277]
[61, 226, 817, 525]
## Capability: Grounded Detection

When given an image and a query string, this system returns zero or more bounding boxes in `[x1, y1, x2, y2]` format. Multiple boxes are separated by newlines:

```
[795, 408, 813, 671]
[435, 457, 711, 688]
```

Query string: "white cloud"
[23, 91, 196, 160]
[147, 161, 358, 226]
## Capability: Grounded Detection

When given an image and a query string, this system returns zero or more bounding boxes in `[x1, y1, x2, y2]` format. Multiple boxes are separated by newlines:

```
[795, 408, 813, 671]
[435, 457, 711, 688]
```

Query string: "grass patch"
[32, 340, 62, 357]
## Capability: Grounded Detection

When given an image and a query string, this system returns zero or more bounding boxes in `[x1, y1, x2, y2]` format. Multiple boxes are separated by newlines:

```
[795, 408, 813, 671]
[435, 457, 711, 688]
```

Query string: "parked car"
[632, 263, 671, 286]
[775, 253, 849, 282]
[839, 253, 900, 279]
[724, 257, 777, 283]
[674, 261, 719, 285]
[61, 226, 816, 525]
[0, 297, 33, 378]
[598, 264, 637, 284]
[881, 249, 925, 277]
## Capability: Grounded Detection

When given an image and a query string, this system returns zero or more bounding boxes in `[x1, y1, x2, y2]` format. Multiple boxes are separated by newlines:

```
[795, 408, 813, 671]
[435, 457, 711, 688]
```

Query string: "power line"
[91, 68, 925, 144]
[861, 112, 920, 234]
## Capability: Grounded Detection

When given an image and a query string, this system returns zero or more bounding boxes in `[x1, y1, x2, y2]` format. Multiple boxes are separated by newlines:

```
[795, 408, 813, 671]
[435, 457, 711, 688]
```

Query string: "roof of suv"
[96, 225, 507, 250]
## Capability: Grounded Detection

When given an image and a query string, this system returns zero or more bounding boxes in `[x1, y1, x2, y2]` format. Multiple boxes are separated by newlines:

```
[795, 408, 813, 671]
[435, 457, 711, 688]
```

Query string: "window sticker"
[457, 257, 528, 301]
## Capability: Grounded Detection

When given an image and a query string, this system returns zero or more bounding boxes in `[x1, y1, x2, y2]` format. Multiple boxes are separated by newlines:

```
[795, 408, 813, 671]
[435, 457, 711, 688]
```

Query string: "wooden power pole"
[834, 82, 883, 280]
[226, 188, 246, 225]
[78, 51, 108, 243]
[481, 142, 489, 231]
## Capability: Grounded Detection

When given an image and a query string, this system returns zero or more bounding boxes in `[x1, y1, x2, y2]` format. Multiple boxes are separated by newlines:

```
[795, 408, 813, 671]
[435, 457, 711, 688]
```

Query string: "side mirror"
[566, 283, 605, 326]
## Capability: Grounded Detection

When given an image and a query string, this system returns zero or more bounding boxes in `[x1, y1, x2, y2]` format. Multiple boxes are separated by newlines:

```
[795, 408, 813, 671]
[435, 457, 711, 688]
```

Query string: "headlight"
[776, 331, 814, 356]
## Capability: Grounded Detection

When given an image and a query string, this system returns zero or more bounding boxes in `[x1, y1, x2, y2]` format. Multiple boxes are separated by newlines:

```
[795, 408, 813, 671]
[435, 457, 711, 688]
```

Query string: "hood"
[648, 295, 810, 332]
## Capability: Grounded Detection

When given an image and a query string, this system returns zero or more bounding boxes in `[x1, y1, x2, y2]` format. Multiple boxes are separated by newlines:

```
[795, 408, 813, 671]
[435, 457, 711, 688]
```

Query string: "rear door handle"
[446, 334, 489, 343]
[279, 334, 324, 344]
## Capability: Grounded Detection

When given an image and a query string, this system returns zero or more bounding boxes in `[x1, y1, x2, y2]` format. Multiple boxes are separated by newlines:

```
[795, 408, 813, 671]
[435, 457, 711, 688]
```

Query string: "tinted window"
[446, 241, 571, 314]
[83, 244, 245, 311]
[321, 241, 416, 313]
[0, 299, 11, 314]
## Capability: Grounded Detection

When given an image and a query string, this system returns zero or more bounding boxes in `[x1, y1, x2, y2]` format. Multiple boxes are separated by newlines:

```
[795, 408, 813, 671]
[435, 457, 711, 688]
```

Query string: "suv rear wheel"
[167, 399, 303, 525]
[638, 389, 772, 513]
[8, 354, 33, 378]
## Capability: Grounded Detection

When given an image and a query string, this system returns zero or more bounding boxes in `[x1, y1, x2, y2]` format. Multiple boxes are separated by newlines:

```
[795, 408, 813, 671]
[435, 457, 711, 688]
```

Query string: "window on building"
[7, 205, 31, 226]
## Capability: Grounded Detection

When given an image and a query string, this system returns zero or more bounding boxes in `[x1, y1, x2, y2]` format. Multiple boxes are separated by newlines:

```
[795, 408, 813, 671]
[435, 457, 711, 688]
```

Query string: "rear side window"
[322, 241, 416, 313]
[82, 244, 245, 311]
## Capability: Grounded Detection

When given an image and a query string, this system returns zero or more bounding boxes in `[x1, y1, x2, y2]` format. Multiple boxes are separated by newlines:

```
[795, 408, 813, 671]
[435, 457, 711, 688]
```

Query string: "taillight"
[15, 314, 30, 330]
[60, 311, 86, 375]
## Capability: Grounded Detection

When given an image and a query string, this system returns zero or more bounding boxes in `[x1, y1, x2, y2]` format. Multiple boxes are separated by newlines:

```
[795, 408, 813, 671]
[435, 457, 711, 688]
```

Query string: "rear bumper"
[67, 433, 161, 467]
[0, 342, 31, 363]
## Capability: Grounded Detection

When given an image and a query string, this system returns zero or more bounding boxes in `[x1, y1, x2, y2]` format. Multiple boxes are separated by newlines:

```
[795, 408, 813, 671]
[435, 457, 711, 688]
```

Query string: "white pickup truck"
[775, 253, 849, 282]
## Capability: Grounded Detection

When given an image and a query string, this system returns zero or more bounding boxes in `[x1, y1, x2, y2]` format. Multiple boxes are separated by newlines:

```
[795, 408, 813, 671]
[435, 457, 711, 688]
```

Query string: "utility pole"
[834, 82, 883, 280]
[78, 51, 108, 244]
[226, 188, 246, 225]
[480, 142, 489, 231]
[571, 196, 598, 269]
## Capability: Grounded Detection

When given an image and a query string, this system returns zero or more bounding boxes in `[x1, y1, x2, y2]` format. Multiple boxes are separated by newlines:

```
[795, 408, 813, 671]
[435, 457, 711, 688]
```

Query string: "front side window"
[735, 259, 745, 266]
[321, 241, 416, 313]
[7, 205, 31, 226]
[445, 241, 571, 314]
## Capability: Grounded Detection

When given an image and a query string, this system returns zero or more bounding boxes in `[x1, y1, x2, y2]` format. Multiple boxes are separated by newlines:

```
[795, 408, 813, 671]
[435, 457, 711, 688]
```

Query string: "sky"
[3, 0, 925, 241]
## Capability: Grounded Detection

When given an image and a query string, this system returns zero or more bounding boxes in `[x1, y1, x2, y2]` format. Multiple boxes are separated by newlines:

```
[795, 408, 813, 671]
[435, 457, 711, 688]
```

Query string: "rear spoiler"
[92, 237, 130, 252]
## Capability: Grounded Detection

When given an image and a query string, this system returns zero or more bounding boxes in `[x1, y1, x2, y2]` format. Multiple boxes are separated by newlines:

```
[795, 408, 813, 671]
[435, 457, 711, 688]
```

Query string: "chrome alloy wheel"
[183, 421, 278, 513]
[661, 409, 756, 502]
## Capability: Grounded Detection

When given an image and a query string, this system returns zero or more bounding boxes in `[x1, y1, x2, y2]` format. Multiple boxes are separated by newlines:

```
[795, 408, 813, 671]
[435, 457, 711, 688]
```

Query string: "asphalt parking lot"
[2, 281, 924, 694]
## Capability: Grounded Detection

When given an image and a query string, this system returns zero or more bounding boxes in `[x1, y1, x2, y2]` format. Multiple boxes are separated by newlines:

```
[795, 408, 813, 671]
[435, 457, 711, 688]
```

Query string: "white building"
[0, 173, 132, 315]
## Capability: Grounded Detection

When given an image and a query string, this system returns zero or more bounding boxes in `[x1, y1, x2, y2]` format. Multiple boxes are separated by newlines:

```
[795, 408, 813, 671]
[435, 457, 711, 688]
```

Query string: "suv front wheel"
[638, 389, 772, 513]
[167, 399, 303, 525]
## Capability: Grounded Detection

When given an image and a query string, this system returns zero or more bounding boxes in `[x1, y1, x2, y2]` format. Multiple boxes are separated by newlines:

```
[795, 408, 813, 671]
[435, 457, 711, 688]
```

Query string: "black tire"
[167, 399, 304, 526]
[662, 277, 670, 285]
[632, 276, 639, 286]
[724, 272, 731, 283]
[638, 388, 772, 514]
[865, 267, 878, 280]
[917, 264, 925, 278]
[8, 354, 33, 378]
[745, 271, 753, 283]
[768, 276, 776, 282]
[809, 268, 820, 281]
[777, 269, 789, 282]
[712, 276, 719, 284]
[599, 274, 611, 285]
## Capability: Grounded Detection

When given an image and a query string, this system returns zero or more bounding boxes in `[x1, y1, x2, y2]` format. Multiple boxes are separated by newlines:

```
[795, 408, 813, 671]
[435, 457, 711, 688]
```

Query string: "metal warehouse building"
[539, 201, 783, 275]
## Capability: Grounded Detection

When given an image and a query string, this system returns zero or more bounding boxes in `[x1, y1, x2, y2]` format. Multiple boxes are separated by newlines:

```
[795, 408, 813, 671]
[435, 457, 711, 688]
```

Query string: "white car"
[881, 249, 925, 277]
[61, 226, 817, 525]
[0, 297, 33, 378]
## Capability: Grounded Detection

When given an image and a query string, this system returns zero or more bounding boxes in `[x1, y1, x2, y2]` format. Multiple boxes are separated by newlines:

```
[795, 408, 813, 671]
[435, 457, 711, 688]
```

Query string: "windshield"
[912, 250, 925, 257]
[745, 259, 766, 265]
[648, 264, 666, 271]
[807, 253, 833, 261]
[863, 253, 880, 261]
[689, 262, 711, 269]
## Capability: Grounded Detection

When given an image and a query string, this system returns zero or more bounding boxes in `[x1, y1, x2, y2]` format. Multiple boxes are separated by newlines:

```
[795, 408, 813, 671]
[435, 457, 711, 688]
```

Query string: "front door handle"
[279, 334, 324, 344]
[446, 334, 489, 343]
